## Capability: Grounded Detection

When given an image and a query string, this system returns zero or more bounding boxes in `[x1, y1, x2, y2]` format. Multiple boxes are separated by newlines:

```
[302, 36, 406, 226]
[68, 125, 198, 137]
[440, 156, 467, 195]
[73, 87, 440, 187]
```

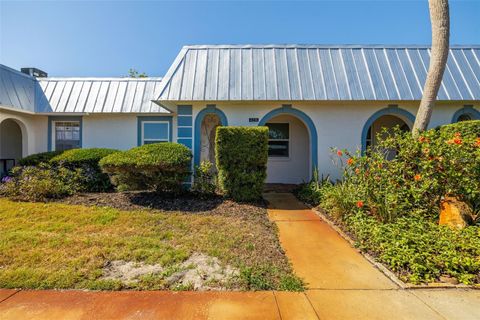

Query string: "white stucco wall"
[82, 114, 138, 150]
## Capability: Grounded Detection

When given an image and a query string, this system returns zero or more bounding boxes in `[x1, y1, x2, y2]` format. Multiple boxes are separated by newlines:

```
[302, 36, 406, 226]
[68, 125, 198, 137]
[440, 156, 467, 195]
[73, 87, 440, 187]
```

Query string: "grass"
[0, 198, 303, 291]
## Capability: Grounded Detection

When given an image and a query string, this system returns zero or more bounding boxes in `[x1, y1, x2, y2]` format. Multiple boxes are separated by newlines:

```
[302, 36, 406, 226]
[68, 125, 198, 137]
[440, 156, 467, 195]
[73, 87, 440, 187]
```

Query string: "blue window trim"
[361, 107, 415, 153]
[193, 105, 228, 167]
[137, 116, 173, 146]
[451, 106, 480, 123]
[258, 105, 318, 172]
[48, 116, 83, 151]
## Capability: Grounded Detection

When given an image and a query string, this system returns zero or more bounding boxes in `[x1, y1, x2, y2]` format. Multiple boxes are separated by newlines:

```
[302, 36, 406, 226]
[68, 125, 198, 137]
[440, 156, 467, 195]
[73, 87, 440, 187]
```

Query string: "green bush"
[0, 164, 82, 202]
[437, 119, 480, 137]
[192, 160, 217, 196]
[346, 212, 480, 284]
[99, 143, 192, 193]
[51, 148, 119, 192]
[215, 127, 268, 202]
[18, 151, 63, 166]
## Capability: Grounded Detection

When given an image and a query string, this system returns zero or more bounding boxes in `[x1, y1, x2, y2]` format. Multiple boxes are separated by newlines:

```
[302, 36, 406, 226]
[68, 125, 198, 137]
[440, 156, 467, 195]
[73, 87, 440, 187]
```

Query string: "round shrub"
[99, 143, 192, 193]
[50, 148, 119, 192]
[18, 151, 63, 166]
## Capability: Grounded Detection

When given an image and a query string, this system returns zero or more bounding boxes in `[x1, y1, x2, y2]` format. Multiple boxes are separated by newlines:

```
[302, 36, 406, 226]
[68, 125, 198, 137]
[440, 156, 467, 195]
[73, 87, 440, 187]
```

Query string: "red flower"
[337, 150, 343, 157]
[414, 174, 421, 181]
[453, 138, 462, 145]
[419, 136, 426, 143]
[356, 201, 364, 208]
[347, 158, 354, 165]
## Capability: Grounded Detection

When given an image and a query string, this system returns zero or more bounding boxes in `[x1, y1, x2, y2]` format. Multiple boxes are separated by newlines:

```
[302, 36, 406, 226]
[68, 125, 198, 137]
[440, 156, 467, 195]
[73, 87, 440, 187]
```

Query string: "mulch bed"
[60, 191, 268, 221]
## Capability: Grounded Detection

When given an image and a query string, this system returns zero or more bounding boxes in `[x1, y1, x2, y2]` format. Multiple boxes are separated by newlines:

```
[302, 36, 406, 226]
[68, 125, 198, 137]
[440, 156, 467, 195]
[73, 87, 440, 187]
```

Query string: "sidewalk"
[0, 192, 479, 319]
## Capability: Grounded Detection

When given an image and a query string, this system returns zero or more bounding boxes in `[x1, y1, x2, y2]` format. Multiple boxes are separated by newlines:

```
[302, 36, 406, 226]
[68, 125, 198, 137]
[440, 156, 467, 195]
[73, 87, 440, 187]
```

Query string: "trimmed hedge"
[215, 126, 268, 202]
[437, 120, 480, 137]
[99, 143, 192, 192]
[50, 148, 119, 192]
[18, 151, 63, 166]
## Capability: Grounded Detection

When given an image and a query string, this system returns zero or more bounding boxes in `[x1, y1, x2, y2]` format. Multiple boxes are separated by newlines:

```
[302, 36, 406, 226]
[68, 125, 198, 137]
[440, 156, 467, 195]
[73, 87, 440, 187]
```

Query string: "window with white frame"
[54, 121, 81, 151]
[266, 123, 289, 157]
[141, 121, 170, 145]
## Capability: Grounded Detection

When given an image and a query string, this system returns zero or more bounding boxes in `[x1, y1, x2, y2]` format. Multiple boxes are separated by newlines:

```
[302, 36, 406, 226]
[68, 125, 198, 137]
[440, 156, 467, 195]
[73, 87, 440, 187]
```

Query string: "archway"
[194, 106, 228, 167]
[361, 107, 415, 153]
[452, 106, 480, 123]
[0, 119, 23, 176]
[259, 106, 318, 184]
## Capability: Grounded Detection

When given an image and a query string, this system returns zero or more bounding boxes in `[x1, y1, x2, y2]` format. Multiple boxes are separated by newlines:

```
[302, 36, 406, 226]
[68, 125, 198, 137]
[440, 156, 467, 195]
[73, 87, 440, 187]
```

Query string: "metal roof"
[0, 64, 169, 114]
[156, 45, 480, 101]
[36, 77, 168, 113]
[0, 64, 37, 113]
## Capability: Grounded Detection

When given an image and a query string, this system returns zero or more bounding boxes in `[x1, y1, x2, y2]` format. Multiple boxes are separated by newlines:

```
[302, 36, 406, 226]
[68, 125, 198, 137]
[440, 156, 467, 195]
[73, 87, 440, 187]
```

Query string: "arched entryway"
[194, 106, 228, 168]
[259, 106, 318, 184]
[452, 106, 480, 123]
[361, 107, 415, 157]
[0, 118, 24, 176]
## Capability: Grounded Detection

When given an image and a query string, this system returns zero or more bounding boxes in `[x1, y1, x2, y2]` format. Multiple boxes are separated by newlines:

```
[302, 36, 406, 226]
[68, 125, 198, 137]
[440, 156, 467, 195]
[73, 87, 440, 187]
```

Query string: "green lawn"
[0, 198, 302, 291]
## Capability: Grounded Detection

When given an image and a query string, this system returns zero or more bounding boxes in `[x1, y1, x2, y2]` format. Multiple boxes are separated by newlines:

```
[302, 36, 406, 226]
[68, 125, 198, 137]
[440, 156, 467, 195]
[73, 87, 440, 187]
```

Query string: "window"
[142, 121, 169, 145]
[54, 121, 80, 151]
[267, 123, 289, 157]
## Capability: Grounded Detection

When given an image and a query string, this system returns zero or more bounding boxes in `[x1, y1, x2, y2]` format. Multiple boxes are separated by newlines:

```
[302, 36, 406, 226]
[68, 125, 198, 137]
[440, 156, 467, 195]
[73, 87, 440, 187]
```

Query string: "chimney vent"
[21, 67, 48, 78]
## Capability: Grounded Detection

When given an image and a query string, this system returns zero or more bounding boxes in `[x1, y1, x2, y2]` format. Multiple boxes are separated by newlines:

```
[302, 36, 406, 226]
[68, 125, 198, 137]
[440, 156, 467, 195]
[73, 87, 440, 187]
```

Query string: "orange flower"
[453, 138, 462, 145]
[356, 201, 364, 208]
[414, 174, 421, 181]
[419, 136, 426, 143]
[347, 158, 354, 165]
[475, 138, 480, 147]
[355, 168, 361, 174]
[337, 150, 343, 157]
[454, 132, 461, 138]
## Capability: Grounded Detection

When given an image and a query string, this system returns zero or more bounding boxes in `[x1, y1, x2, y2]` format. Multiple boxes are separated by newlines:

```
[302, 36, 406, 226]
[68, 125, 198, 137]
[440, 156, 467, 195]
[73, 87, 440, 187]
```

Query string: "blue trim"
[137, 116, 173, 146]
[178, 127, 192, 138]
[178, 116, 192, 127]
[48, 116, 83, 151]
[258, 105, 318, 171]
[178, 138, 193, 149]
[178, 105, 193, 115]
[451, 106, 480, 123]
[193, 105, 228, 166]
[361, 107, 415, 153]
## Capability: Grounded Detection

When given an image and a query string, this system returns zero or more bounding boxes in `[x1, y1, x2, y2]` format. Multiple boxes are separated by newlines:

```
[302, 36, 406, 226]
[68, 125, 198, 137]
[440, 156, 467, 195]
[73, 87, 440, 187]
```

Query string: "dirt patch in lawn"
[102, 253, 239, 291]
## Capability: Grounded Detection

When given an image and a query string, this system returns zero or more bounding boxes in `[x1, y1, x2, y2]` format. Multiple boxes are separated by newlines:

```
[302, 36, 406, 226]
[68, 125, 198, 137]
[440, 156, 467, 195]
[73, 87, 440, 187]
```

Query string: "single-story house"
[1, 45, 479, 183]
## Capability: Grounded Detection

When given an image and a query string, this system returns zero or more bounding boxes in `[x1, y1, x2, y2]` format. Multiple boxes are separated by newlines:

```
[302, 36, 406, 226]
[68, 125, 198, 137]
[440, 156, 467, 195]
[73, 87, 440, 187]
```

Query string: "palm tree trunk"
[412, 0, 450, 136]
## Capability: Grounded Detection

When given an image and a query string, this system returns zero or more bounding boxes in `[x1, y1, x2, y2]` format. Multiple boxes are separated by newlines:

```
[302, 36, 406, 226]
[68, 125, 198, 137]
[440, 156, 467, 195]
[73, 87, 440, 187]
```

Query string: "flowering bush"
[0, 164, 82, 202]
[295, 120, 480, 284]
[315, 121, 480, 222]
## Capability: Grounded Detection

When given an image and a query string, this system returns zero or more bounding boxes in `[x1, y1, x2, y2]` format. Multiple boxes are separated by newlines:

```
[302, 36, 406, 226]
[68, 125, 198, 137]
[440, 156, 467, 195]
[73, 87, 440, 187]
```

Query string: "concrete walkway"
[0, 192, 479, 319]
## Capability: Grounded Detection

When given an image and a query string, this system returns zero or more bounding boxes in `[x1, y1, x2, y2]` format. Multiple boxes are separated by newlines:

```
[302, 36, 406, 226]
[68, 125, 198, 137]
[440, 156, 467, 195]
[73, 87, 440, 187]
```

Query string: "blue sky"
[1, 0, 479, 77]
